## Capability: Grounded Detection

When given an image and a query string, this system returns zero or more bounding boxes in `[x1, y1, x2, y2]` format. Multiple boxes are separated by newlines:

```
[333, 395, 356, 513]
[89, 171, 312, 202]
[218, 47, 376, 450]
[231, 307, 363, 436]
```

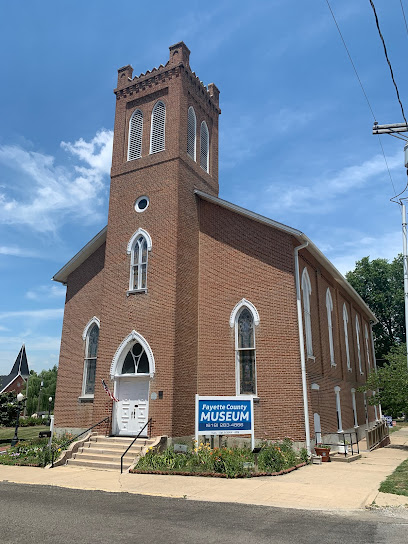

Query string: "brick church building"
[53, 42, 379, 452]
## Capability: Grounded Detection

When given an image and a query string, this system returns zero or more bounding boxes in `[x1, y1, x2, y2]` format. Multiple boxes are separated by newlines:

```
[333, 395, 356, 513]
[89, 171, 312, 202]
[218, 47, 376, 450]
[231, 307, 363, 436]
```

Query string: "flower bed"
[0, 432, 73, 467]
[131, 438, 308, 478]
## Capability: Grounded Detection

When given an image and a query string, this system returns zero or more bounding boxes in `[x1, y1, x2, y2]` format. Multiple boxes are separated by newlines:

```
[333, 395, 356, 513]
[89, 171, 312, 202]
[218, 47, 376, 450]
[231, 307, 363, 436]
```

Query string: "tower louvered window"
[187, 106, 196, 160]
[128, 109, 143, 161]
[200, 121, 209, 172]
[150, 101, 166, 154]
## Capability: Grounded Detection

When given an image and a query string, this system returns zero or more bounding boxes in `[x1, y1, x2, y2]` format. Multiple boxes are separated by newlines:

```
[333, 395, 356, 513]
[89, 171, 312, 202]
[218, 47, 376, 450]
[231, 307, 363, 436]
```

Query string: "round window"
[135, 196, 149, 212]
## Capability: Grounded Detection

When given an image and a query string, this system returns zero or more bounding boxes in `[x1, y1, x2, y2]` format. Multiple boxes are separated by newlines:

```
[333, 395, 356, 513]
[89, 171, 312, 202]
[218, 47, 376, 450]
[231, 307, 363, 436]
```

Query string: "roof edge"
[52, 226, 107, 285]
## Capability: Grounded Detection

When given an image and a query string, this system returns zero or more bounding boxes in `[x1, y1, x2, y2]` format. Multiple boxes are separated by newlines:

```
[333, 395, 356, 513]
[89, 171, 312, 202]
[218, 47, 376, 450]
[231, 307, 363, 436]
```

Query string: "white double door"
[114, 378, 149, 436]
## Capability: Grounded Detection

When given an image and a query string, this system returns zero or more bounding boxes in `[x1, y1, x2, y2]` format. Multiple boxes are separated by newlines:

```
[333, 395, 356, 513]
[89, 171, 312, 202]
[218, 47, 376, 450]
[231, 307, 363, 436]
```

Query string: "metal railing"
[314, 429, 359, 457]
[51, 416, 110, 467]
[120, 417, 152, 474]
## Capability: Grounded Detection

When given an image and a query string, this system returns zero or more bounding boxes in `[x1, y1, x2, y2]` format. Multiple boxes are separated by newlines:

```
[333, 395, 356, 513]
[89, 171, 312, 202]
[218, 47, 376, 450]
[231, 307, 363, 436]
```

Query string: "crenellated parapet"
[114, 41, 220, 114]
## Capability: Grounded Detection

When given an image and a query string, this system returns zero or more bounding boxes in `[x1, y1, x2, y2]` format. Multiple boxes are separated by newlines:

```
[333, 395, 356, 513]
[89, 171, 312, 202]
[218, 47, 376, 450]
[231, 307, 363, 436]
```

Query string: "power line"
[325, 0, 397, 196]
[400, 0, 408, 40]
[369, 0, 408, 125]
[325, 0, 376, 121]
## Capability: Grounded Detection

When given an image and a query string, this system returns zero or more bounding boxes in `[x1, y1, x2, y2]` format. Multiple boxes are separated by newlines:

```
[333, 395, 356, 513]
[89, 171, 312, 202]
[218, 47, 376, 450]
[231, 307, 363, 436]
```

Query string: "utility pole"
[372, 122, 408, 371]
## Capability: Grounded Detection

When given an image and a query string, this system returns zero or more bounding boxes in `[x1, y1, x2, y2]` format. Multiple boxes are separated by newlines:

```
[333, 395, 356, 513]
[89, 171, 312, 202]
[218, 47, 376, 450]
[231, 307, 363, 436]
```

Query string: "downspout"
[370, 321, 382, 420]
[294, 241, 311, 455]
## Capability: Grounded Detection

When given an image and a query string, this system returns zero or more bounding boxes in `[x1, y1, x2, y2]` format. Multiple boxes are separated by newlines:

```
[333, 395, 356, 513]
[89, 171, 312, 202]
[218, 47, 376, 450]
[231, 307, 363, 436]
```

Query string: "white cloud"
[0, 309, 63, 320]
[263, 150, 402, 214]
[0, 129, 113, 233]
[26, 284, 66, 300]
[0, 245, 38, 257]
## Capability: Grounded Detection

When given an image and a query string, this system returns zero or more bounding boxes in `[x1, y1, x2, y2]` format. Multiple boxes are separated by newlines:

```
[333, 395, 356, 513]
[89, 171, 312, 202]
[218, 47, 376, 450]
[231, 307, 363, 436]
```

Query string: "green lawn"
[0, 425, 50, 441]
[380, 458, 408, 497]
[389, 421, 408, 434]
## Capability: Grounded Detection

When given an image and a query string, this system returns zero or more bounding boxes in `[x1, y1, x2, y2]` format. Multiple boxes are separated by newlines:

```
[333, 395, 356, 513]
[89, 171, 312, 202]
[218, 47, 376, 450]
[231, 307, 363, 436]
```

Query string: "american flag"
[101, 379, 119, 402]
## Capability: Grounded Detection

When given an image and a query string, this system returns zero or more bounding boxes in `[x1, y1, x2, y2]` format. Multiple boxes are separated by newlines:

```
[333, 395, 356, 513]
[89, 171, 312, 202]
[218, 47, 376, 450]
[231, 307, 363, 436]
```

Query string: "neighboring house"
[0, 345, 29, 395]
[52, 43, 379, 449]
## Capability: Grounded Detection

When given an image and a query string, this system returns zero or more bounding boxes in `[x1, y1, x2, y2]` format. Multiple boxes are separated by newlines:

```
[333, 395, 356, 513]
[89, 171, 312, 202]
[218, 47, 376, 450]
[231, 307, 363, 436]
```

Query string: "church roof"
[51, 192, 377, 323]
[0, 344, 29, 393]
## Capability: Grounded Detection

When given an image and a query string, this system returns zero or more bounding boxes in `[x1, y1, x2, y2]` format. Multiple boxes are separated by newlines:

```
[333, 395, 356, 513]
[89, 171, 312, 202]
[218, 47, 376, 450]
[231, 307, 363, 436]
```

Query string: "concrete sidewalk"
[1, 428, 408, 511]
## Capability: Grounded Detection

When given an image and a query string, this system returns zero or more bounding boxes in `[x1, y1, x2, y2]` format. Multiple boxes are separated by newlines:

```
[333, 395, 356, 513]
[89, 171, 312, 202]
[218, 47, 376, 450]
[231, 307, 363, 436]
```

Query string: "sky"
[0, 0, 407, 375]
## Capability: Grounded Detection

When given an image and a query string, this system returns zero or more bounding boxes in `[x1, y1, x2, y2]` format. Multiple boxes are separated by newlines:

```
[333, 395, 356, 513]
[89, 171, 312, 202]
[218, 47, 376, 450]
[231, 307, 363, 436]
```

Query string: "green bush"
[0, 432, 74, 467]
[19, 416, 46, 427]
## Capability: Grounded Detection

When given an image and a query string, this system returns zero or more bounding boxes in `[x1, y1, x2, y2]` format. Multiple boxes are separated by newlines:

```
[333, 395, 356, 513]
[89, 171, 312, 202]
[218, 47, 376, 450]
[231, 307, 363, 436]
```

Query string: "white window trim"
[351, 387, 358, 428]
[232, 301, 259, 397]
[343, 303, 351, 371]
[356, 315, 363, 375]
[334, 386, 343, 432]
[187, 106, 197, 161]
[301, 268, 314, 359]
[126, 228, 152, 293]
[326, 288, 335, 366]
[81, 317, 100, 398]
[364, 324, 371, 370]
[149, 100, 166, 154]
[110, 330, 155, 379]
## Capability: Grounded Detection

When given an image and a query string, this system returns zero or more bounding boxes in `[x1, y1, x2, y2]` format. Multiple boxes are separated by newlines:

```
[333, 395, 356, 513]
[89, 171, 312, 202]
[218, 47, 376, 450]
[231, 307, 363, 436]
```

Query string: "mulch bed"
[129, 462, 306, 478]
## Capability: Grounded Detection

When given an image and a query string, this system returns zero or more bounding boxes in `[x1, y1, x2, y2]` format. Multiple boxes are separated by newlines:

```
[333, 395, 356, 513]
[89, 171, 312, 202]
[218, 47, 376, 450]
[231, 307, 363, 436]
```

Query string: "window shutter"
[128, 109, 143, 160]
[187, 106, 196, 160]
[150, 101, 166, 154]
[200, 121, 209, 172]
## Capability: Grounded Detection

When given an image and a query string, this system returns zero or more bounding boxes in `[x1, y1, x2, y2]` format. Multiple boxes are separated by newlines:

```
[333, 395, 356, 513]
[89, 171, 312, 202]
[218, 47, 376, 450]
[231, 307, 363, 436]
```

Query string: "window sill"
[78, 395, 94, 403]
[330, 362, 336, 367]
[307, 355, 316, 361]
[127, 288, 148, 296]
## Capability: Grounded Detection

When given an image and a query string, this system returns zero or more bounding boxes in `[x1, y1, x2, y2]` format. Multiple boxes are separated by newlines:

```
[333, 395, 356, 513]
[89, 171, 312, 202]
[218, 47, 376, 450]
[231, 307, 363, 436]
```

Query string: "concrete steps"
[66, 433, 155, 471]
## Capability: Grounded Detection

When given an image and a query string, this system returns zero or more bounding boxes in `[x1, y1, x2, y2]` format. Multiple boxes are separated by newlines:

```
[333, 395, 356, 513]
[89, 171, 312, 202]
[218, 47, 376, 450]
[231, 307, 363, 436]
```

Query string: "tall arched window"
[150, 101, 166, 154]
[301, 268, 313, 358]
[356, 315, 363, 374]
[326, 288, 335, 366]
[235, 307, 257, 395]
[128, 109, 143, 160]
[127, 229, 152, 293]
[187, 106, 196, 160]
[200, 121, 209, 172]
[364, 324, 371, 369]
[82, 319, 100, 397]
[343, 304, 351, 371]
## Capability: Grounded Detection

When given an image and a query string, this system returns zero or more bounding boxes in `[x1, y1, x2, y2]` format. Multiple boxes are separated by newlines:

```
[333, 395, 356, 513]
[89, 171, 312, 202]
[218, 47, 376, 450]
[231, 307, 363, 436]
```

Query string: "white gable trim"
[126, 228, 152, 254]
[229, 298, 260, 328]
[82, 316, 100, 341]
[110, 330, 155, 378]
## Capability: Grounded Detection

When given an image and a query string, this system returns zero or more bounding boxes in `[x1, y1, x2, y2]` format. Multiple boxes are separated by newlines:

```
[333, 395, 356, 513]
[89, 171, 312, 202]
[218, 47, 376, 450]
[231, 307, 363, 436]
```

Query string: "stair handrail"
[51, 416, 110, 468]
[120, 417, 152, 474]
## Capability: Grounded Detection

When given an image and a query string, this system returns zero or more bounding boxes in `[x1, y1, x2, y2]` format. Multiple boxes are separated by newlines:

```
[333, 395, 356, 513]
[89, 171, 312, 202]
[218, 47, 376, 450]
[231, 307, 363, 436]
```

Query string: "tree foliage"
[0, 391, 19, 427]
[360, 344, 408, 418]
[24, 366, 58, 416]
[345, 255, 404, 360]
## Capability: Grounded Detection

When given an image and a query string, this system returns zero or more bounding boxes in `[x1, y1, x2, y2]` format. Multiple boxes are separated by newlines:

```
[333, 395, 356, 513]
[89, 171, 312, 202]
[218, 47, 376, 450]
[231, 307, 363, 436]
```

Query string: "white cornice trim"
[52, 226, 107, 284]
[229, 298, 260, 328]
[126, 228, 152, 254]
[195, 190, 377, 324]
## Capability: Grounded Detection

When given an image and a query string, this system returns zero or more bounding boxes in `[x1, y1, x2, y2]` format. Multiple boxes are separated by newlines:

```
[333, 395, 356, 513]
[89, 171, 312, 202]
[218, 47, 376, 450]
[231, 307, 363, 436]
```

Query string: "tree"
[0, 391, 19, 427]
[360, 344, 408, 418]
[345, 255, 404, 360]
[24, 366, 58, 416]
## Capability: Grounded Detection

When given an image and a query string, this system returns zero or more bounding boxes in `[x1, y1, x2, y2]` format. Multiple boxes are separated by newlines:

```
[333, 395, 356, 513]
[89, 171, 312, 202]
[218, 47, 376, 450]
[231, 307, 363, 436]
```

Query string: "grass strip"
[379, 458, 408, 497]
[0, 426, 49, 441]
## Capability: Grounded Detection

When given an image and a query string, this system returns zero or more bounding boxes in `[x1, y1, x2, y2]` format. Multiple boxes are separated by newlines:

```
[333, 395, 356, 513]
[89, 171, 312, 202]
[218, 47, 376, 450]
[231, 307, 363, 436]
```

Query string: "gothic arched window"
[200, 121, 209, 172]
[343, 304, 351, 371]
[130, 234, 148, 291]
[187, 106, 197, 160]
[326, 288, 335, 366]
[150, 101, 166, 154]
[128, 109, 143, 160]
[301, 268, 313, 358]
[235, 307, 257, 395]
[121, 342, 150, 375]
[82, 320, 99, 396]
[356, 315, 363, 374]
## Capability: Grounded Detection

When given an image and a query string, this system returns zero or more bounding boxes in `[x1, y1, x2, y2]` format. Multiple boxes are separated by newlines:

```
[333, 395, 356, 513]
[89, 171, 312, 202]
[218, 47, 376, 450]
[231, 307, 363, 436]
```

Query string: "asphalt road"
[1, 482, 407, 544]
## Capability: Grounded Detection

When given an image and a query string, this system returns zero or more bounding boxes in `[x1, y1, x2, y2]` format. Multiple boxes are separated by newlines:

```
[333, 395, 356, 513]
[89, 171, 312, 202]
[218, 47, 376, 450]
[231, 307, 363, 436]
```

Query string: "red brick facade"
[53, 43, 378, 447]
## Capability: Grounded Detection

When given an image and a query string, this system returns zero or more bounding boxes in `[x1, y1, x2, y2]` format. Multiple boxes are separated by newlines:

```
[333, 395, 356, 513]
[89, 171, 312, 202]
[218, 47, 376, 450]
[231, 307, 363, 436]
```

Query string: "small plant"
[315, 443, 331, 450]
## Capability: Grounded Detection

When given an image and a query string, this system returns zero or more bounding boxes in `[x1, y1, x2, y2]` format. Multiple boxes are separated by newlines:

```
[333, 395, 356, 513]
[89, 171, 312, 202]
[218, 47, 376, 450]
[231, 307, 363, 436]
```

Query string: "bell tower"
[92, 43, 221, 438]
